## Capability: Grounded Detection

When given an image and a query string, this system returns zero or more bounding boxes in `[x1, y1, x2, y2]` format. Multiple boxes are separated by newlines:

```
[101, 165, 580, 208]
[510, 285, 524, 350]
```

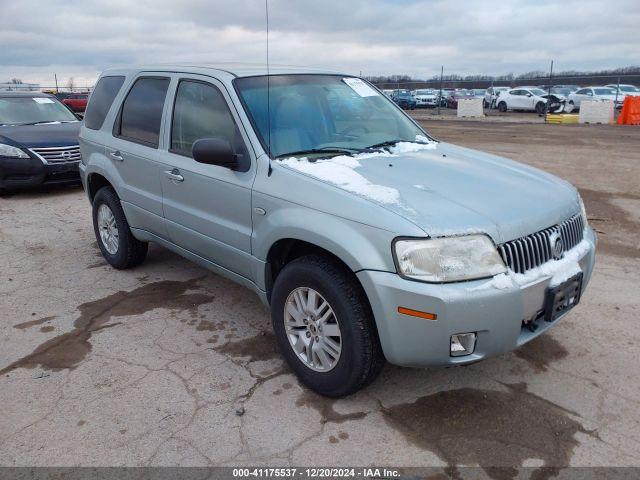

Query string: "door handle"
[164, 169, 184, 183]
[109, 150, 124, 162]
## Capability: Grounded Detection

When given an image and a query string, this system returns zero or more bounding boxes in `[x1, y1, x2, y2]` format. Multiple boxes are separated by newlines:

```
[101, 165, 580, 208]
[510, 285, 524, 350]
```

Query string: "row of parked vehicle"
[383, 84, 640, 113]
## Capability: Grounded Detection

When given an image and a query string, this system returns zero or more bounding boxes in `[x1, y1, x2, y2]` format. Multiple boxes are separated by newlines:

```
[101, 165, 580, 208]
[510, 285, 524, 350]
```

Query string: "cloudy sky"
[1, 0, 638, 87]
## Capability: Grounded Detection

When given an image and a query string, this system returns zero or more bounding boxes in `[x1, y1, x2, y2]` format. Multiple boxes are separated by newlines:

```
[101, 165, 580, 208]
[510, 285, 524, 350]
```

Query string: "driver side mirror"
[526, 93, 533, 97]
[192, 138, 240, 170]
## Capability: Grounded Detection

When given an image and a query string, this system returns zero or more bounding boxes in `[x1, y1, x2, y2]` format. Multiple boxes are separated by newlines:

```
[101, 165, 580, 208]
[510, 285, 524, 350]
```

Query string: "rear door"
[158, 75, 256, 279]
[108, 75, 171, 238]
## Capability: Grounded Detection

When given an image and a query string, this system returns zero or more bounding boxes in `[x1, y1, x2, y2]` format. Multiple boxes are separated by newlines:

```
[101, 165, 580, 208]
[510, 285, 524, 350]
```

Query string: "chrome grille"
[498, 214, 585, 274]
[30, 145, 81, 164]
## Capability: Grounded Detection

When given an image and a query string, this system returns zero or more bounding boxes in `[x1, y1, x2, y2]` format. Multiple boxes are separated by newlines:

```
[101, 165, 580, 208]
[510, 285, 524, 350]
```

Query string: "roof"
[100, 63, 347, 79]
[0, 91, 52, 98]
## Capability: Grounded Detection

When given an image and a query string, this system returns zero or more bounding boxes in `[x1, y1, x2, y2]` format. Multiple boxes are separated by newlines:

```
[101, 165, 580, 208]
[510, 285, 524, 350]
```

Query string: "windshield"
[529, 88, 547, 96]
[234, 75, 428, 158]
[416, 90, 432, 95]
[594, 88, 615, 95]
[0, 96, 78, 126]
[619, 85, 640, 92]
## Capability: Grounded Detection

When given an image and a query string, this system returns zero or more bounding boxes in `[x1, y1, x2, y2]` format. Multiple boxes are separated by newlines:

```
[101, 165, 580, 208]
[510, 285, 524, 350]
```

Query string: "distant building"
[0, 82, 41, 92]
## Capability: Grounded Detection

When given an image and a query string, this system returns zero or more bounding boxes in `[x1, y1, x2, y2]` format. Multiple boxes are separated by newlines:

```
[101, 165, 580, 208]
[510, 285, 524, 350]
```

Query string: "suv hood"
[0, 121, 81, 148]
[280, 142, 580, 244]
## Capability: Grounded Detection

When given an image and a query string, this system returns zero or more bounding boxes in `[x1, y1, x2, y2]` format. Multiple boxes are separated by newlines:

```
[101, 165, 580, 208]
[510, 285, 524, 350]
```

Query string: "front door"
[158, 76, 256, 279]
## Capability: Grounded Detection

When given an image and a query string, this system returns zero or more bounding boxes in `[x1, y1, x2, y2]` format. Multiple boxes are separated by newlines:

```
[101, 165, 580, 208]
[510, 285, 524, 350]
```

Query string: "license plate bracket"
[544, 272, 583, 322]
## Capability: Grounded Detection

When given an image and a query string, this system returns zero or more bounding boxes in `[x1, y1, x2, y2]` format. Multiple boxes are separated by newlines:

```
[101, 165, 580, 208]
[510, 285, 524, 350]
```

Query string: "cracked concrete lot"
[1, 119, 639, 474]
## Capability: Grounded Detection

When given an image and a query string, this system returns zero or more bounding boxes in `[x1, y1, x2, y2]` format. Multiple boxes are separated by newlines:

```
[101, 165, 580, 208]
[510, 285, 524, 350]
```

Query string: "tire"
[535, 101, 546, 114]
[498, 101, 507, 112]
[271, 255, 384, 397]
[92, 186, 148, 269]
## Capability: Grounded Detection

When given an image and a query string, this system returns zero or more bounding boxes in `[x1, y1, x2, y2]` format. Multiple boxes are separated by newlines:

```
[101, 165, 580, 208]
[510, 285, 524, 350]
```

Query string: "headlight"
[579, 196, 589, 228]
[393, 235, 506, 283]
[0, 143, 29, 158]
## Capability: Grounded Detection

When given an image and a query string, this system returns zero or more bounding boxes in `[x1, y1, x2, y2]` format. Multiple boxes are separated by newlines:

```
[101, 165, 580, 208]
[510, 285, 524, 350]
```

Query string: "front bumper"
[357, 227, 597, 367]
[0, 155, 79, 190]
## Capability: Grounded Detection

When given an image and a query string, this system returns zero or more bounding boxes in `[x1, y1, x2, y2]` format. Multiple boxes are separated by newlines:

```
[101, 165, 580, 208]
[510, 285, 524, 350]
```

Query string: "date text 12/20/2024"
[232, 468, 401, 478]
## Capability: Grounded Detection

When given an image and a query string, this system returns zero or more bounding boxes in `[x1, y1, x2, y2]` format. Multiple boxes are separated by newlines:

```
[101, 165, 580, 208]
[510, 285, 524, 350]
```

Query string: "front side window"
[593, 88, 615, 95]
[234, 75, 427, 158]
[170, 80, 247, 159]
[84, 76, 125, 130]
[116, 77, 169, 147]
[0, 96, 77, 126]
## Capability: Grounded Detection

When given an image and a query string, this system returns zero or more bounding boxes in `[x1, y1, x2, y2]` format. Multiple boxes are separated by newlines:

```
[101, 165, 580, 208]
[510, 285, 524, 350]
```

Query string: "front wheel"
[271, 255, 384, 397]
[498, 101, 508, 112]
[92, 187, 148, 269]
[535, 101, 546, 114]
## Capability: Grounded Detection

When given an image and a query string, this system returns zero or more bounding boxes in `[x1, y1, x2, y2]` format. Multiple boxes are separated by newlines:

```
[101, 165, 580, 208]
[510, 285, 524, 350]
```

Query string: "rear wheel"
[92, 187, 148, 269]
[498, 101, 508, 112]
[271, 255, 384, 397]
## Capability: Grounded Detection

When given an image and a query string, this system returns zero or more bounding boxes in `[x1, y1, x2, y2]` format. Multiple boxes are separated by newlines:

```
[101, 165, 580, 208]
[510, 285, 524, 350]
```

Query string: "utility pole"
[54, 74, 58, 93]
[437, 65, 443, 115]
[545, 60, 553, 122]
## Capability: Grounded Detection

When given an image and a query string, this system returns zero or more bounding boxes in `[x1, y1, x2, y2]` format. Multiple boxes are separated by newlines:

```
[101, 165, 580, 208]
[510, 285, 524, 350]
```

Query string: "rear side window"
[170, 80, 247, 159]
[84, 76, 125, 130]
[116, 77, 170, 147]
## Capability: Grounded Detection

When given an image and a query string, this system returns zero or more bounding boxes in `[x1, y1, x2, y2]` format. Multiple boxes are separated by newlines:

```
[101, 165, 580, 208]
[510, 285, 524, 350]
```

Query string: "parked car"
[496, 87, 555, 113]
[604, 84, 640, 98]
[79, 66, 596, 397]
[0, 92, 81, 193]
[471, 89, 486, 100]
[549, 86, 574, 98]
[382, 89, 394, 98]
[567, 87, 624, 109]
[413, 89, 438, 108]
[485, 86, 510, 108]
[62, 93, 89, 112]
[446, 90, 475, 109]
[553, 85, 579, 94]
[391, 89, 416, 109]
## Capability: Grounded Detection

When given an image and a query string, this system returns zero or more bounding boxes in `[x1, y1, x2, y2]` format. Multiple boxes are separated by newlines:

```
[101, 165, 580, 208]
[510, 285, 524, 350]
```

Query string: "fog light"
[450, 333, 477, 357]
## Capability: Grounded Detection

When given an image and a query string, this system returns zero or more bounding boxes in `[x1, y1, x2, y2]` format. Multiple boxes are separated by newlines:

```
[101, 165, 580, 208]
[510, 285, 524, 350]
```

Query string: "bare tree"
[10, 78, 23, 84]
[67, 77, 75, 91]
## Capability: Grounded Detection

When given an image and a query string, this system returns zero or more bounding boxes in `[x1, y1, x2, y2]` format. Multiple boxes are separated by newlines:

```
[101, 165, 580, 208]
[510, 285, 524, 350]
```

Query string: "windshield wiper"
[364, 138, 431, 151]
[14, 121, 60, 126]
[362, 139, 405, 150]
[275, 147, 360, 159]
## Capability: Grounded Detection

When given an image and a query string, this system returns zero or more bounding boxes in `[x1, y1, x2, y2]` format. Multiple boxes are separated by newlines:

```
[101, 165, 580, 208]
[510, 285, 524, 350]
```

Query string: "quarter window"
[116, 77, 170, 147]
[84, 76, 125, 130]
[171, 80, 247, 160]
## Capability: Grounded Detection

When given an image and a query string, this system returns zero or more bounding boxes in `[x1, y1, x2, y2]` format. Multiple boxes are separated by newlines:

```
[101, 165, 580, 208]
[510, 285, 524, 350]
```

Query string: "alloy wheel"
[97, 204, 119, 255]
[283, 287, 342, 372]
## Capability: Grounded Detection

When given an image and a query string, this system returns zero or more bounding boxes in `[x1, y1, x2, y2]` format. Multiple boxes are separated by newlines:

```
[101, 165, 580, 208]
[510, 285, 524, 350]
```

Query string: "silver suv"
[79, 66, 596, 396]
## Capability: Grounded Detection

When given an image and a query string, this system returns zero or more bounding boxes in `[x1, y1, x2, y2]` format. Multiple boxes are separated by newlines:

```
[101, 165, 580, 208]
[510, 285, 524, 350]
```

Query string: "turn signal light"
[397, 307, 437, 320]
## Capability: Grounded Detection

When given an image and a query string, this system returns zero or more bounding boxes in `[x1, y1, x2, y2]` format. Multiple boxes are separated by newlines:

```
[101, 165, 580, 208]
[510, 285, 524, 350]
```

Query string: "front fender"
[252, 202, 398, 275]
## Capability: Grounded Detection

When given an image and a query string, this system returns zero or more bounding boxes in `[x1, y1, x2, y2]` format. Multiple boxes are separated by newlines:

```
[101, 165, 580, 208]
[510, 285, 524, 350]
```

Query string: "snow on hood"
[276, 135, 579, 242]
[469, 238, 592, 291]
[278, 135, 438, 206]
